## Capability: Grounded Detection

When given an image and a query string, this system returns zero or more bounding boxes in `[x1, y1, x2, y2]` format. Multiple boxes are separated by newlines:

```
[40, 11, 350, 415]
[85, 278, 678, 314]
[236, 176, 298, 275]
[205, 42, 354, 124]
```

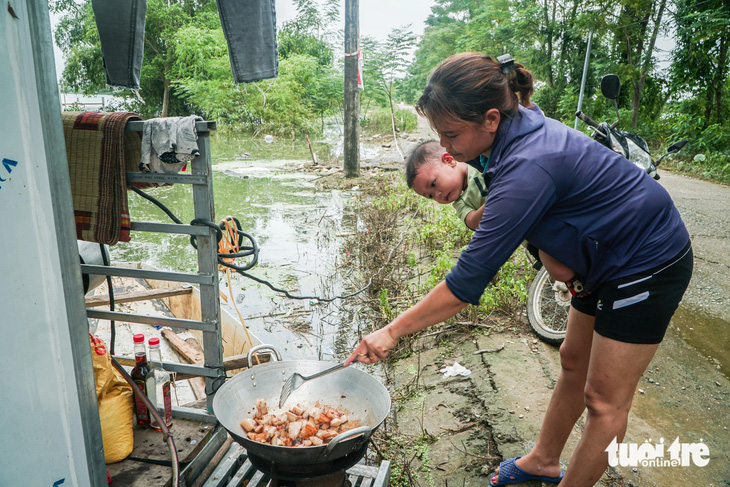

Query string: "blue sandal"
[489, 457, 564, 486]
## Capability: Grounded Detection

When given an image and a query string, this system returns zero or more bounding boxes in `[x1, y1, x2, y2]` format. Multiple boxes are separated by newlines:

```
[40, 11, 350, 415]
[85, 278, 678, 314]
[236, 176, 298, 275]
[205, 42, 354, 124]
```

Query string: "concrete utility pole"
[575, 32, 593, 130]
[343, 0, 360, 177]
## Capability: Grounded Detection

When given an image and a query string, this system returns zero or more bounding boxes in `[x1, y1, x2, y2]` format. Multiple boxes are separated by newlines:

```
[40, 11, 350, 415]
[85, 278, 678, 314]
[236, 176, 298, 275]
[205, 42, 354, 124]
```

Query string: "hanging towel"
[216, 0, 278, 83]
[62, 111, 143, 245]
[139, 116, 204, 174]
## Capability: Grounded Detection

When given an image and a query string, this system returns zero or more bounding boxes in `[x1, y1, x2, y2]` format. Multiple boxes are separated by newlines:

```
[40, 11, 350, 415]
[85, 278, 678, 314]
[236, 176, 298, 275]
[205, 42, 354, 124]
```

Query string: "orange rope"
[218, 217, 260, 365]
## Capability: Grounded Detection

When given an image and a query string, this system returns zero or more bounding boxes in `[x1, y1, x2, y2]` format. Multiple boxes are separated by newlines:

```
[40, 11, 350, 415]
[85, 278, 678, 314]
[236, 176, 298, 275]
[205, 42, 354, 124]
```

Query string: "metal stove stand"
[200, 442, 390, 487]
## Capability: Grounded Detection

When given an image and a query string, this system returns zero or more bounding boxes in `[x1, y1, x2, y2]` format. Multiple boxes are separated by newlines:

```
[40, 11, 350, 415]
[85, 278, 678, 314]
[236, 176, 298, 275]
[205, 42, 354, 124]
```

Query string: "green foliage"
[54, 0, 221, 118]
[477, 252, 531, 314]
[54, 1, 106, 94]
[424, 245, 457, 289]
[379, 288, 395, 321]
[671, 0, 730, 127]
[52, 0, 344, 131]
[666, 108, 730, 154]
[278, 24, 334, 67]
[360, 29, 417, 107]
[372, 177, 421, 213]
[417, 203, 472, 251]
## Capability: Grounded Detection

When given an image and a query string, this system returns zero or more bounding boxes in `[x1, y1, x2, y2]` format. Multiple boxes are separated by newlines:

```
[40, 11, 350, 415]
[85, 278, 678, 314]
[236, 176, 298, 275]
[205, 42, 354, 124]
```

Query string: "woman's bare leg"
[492, 306, 594, 482]
[558, 334, 660, 486]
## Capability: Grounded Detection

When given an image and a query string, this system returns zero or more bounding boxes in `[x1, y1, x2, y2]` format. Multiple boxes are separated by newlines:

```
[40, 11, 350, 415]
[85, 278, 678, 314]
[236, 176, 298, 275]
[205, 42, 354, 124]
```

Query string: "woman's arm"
[345, 281, 468, 365]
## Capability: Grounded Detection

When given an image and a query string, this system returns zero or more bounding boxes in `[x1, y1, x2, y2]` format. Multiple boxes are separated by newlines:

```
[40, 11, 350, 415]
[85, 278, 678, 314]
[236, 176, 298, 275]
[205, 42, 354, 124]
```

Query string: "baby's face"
[412, 159, 464, 204]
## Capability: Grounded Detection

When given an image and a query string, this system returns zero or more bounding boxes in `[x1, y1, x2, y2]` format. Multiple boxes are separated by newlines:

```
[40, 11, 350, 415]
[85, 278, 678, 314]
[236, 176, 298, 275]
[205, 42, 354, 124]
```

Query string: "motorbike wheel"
[526, 267, 570, 346]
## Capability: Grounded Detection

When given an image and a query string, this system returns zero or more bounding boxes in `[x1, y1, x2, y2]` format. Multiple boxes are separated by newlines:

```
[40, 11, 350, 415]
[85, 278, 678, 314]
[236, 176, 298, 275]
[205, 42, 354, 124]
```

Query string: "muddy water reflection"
[672, 306, 730, 378]
[112, 138, 363, 361]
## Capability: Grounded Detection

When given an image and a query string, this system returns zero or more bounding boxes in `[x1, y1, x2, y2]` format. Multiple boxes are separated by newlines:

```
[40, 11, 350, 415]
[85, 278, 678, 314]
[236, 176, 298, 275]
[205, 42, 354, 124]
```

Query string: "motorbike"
[526, 74, 688, 346]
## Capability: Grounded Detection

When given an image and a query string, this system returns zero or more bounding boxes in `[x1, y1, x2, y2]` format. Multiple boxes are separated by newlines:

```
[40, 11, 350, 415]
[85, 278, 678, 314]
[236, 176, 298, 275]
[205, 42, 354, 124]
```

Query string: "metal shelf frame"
[82, 120, 224, 416]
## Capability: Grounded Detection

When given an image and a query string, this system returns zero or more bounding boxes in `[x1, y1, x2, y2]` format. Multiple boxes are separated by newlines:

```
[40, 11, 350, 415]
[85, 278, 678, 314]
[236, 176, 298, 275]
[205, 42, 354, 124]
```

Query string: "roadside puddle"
[671, 305, 729, 378]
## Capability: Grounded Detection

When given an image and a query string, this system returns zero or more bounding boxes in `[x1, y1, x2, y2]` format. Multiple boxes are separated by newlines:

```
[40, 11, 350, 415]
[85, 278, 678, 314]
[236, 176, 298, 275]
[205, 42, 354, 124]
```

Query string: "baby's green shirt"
[452, 165, 488, 223]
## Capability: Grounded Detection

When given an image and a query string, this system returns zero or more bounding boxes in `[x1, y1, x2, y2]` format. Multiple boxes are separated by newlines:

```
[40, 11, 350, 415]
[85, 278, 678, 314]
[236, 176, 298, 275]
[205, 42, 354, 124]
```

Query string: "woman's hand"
[345, 326, 399, 365]
[345, 281, 468, 366]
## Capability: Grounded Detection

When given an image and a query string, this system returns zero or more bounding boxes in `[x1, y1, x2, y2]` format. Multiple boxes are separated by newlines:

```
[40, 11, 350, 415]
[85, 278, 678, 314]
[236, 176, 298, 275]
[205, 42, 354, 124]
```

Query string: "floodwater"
[111, 132, 364, 362]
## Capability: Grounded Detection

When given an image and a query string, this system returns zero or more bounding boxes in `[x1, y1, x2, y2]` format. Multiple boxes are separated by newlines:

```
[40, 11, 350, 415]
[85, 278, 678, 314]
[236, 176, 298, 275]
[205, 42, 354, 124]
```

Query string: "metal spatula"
[278, 361, 350, 408]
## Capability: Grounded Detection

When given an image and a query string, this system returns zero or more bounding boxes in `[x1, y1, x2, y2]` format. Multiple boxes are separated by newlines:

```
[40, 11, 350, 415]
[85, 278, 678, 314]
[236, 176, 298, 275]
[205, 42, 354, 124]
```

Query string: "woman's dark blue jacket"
[445, 106, 689, 305]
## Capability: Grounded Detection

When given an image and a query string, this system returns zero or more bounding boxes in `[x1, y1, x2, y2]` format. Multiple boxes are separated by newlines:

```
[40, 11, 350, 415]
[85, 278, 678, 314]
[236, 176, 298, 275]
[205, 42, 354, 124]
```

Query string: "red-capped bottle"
[130, 334, 152, 425]
[148, 337, 173, 430]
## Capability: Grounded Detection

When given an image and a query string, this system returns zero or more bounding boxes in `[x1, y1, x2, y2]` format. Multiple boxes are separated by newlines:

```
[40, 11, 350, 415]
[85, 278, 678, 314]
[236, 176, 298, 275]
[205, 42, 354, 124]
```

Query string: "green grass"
[662, 153, 730, 186]
[361, 107, 417, 135]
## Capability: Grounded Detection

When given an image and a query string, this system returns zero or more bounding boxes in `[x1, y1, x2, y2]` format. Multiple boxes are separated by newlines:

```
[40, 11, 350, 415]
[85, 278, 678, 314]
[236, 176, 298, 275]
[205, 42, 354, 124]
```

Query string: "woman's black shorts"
[571, 242, 693, 344]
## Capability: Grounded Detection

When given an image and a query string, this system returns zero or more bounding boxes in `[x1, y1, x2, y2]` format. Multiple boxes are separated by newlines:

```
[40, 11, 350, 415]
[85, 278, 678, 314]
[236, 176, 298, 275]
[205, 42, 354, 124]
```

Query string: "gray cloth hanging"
[216, 0, 279, 83]
[91, 0, 147, 89]
[139, 116, 204, 175]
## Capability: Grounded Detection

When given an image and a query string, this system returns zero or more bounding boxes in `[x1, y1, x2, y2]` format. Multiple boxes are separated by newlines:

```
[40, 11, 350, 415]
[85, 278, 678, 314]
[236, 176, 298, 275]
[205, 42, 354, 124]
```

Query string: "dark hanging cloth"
[92, 0, 278, 88]
[216, 0, 279, 83]
[91, 0, 147, 89]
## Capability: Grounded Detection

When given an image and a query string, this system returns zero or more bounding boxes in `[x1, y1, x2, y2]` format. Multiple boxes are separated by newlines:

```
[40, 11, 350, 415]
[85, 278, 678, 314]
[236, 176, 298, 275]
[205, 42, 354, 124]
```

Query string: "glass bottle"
[148, 337, 173, 430]
[130, 334, 152, 425]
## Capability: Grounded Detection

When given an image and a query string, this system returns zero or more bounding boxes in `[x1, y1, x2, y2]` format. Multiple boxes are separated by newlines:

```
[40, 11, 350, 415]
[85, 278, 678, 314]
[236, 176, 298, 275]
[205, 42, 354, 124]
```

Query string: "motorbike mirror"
[668, 139, 689, 153]
[600, 74, 621, 100]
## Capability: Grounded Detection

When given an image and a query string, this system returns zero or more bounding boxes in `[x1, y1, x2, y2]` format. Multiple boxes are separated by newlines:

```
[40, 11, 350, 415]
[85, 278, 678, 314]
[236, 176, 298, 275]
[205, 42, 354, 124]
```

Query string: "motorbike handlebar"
[575, 110, 600, 129]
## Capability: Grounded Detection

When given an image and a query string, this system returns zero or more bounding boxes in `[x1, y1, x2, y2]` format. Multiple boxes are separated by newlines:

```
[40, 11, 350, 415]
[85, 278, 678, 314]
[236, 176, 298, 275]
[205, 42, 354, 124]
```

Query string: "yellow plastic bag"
[90, 334, 135, 464]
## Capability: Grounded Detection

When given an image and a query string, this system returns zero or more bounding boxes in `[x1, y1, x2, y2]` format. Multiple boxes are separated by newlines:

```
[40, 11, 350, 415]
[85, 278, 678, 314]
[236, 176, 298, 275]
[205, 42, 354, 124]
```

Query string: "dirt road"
[658, 171, 730, 378]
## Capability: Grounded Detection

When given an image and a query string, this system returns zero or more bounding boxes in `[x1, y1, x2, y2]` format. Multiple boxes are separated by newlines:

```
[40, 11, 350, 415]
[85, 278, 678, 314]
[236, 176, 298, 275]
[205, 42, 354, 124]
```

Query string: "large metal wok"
[212, 345, 391, 466]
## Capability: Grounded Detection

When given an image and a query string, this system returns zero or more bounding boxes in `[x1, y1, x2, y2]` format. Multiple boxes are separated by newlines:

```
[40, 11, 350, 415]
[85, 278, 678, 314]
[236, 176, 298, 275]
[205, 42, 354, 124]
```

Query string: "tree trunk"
[559, 1, 579, 86]
[704, 87, 713, 129]
[713, 33, 728, 124]
[161, 75, 171, 118]
[387, 90, 403, 161]
[543, 0, 554, 86]
[631, 0, 666, 127]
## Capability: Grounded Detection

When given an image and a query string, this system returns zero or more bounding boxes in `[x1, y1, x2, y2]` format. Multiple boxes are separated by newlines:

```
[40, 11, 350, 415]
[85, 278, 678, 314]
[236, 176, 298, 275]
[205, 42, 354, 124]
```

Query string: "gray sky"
[278, 0, 435, 39]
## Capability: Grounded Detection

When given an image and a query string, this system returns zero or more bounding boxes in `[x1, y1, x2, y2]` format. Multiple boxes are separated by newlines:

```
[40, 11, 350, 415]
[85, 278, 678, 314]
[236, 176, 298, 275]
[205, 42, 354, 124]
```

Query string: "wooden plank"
[161, 328, 206, 399]
[163, 328, 205, 364]
[186, 337, 204, 355]
[85, 286, 193, 307]
[184, 337, 207, 401]
[173, 352, 273, 382]
[221, 351, 272, 371]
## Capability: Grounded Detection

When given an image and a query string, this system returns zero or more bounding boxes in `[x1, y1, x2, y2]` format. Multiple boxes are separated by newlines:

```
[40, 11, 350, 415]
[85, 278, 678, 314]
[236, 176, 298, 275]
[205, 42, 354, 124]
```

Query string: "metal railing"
[83, 120, 223, 420]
